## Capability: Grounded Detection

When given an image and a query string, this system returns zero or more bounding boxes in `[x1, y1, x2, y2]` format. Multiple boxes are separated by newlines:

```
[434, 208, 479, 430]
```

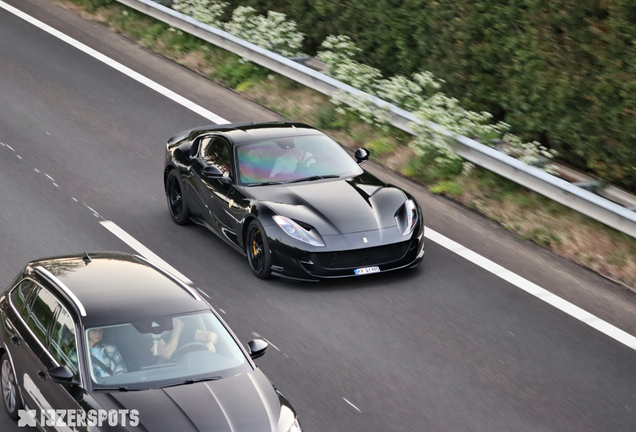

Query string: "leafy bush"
[172, 0, 227, 27]
[224, 6, 304, 57]
[223, 0, 636, 191]
[210, 55, 270, 89]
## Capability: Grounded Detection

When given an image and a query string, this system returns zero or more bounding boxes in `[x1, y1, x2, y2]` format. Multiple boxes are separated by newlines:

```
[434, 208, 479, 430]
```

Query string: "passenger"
[152, 318, 218, 360]
[85, 328, 127, 377]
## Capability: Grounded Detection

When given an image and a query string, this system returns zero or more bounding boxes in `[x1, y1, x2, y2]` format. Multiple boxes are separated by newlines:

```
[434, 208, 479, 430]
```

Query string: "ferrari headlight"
[273, 216, 325, 247]
[397, 199, 418, 236]
[288, 418, 302, 432]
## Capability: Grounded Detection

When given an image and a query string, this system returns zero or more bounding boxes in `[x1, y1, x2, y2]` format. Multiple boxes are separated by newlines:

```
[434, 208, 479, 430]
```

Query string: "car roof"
[196, 122, 324, 146]
[27, 252, 207, 327]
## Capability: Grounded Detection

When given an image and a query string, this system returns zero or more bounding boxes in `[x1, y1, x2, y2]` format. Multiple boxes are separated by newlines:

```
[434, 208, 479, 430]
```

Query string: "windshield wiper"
[246, 181, 286, 187]
[96, 387, 148, 392]
[284, 175, 340, 184]
[157, 376, 223, 389]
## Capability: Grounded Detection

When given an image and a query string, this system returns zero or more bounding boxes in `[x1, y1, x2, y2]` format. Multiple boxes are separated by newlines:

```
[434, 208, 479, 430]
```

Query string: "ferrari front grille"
[308, 241, 410, 269]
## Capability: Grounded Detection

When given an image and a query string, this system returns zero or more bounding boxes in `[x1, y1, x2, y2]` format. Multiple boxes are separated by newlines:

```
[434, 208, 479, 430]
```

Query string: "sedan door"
[36, 304, 86, 431]
[11, 283, 83, 431]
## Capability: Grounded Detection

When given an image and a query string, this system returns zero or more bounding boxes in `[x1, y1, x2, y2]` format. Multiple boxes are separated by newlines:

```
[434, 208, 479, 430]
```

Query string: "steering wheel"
[171, 342, 209, 361]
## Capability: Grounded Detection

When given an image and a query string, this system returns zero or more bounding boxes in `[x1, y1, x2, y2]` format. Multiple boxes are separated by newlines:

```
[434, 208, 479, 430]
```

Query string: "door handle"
[10, 335, 20, 346]
[37, 370, 47, 381]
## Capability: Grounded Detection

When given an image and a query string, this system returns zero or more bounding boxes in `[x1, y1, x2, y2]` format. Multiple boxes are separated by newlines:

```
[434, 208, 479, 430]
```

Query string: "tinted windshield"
[85, 311, 250, 390]
[237, 135, 362, 184]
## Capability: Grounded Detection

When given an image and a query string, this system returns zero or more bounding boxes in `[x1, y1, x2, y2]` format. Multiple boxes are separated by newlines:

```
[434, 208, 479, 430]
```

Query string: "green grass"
[364, 139, 396, 159]
[429, 180, 463, 197]
[521, 227, 562, 247]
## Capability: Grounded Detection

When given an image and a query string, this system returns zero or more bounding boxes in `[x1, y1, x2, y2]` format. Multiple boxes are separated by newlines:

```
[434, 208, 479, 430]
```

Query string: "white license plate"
[354, 266, 381, 275]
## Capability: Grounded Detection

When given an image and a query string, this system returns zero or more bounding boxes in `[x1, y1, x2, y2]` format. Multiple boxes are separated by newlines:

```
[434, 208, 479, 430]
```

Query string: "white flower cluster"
[317, 36, 557, 172]
[172, 0, 227, 27]
[500, 133, 559, 173]
[316, 36, 381, 92]
[224, 6, 304, 57]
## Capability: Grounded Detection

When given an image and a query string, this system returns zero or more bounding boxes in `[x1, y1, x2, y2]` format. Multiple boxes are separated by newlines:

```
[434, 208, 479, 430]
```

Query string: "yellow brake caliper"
[252, 230, 260, 256]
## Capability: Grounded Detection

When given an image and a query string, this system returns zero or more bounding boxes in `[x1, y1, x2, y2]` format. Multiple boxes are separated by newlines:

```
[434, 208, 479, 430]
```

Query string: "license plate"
[354, 266, 380, 275]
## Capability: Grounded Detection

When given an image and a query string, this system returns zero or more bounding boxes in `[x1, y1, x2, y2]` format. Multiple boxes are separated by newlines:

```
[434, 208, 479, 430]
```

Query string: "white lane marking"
[53, 182, 59, 187]
[218, 308, 227, 314]
[263, 338, 280, 351]
[45, 131, 51, 135]
[5, 144, 14, 151]
[4, 0, 634, 355]
[34, 168, 40, 173]
[72, 197, 78, 202]
[16, 155, 22, 159]
[251, 332, 261, 338]
[0, 142, 4, 146]
[342, 398, 362, 413]
[425, 228, 636, 350]
[0, 0, 229, 125]
[100, 220, 193, 285]
[83, 204, 102, 218]
[45, 173, 55, 182]
[196, 288, 211, 299]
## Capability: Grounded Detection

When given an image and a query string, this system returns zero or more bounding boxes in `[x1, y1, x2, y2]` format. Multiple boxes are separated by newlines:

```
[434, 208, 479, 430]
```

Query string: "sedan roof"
[29, 252, 206, 327]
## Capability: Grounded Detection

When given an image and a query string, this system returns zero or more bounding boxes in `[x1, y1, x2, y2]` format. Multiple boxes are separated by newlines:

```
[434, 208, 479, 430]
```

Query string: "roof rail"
[132, 255, 202, 302]
[35, 266, 87, 316]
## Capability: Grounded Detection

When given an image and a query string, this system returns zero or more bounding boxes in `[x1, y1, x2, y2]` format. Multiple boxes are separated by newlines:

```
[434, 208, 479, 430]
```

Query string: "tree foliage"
[223, 0, 636, 189]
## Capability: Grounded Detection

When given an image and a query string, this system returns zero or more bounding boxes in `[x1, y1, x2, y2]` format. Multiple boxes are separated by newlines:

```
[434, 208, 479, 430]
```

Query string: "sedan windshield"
[237, 135, 362, 185]
[85, 311, 250, 390]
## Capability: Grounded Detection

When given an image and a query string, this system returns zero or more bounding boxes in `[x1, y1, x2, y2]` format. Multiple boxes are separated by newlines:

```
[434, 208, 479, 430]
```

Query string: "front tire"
[246, 220, 272, 279]
[1, 353, 21, 421]
[166, 170, 190, 225]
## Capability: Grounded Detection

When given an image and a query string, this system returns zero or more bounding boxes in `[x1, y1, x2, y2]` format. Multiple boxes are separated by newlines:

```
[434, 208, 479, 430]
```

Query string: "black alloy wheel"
[1, 353, 21, 420]
[246, 220, 272, 279]
[166, 171, 190, 225]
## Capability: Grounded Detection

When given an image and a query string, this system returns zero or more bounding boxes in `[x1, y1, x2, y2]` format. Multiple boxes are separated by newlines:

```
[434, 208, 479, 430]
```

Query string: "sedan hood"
[91, 370, 295, 432]
[248, 172, 407, 235]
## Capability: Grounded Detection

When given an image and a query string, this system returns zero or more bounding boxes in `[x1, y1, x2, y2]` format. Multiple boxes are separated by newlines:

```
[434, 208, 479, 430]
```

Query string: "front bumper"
[265, 223, 425, 281]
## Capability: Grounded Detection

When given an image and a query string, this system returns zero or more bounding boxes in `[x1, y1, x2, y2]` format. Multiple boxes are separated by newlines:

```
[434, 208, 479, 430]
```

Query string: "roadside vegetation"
[59, 0, 636, 292]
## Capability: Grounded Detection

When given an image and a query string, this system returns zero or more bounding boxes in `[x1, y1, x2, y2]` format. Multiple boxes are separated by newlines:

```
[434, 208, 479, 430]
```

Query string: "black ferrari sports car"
[164, 122, 425, 281]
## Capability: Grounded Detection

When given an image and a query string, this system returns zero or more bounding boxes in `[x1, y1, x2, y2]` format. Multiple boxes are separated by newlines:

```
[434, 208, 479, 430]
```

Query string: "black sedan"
[164, 122, 425, 281]
[0, 253, 301, 431]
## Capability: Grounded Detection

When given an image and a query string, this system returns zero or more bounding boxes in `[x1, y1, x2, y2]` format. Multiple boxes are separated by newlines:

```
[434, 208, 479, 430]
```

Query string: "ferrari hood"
[248, 173, 407, 235]
[91, 370, 294, 432]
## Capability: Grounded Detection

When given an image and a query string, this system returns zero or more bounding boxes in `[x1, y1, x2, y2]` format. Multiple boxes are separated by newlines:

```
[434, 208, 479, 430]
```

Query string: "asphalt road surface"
[2, 1, 636, 431]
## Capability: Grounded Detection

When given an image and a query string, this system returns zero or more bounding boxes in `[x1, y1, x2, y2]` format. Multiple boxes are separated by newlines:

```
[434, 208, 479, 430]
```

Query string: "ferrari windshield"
[236, 135, 362, 185]
[85, 311, 250, 390]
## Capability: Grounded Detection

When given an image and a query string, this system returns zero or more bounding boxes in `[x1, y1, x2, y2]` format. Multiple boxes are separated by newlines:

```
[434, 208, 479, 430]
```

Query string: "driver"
[85, 328, 127, 377]
[152, 318, 219, 361]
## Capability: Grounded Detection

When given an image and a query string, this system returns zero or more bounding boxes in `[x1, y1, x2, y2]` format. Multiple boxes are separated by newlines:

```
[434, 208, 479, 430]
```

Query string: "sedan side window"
[26, 288, 58, 346]
[10, 279, 37, 319]
[203, 139, 232, 176]
[50, 307, 78, 373]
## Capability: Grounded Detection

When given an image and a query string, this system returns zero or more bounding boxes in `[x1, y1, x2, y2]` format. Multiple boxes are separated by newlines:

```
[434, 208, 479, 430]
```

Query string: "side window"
[203, 139, 232, 175]
[27, 288, 58, 346]
[50, 308, 78, 373]
[10, 279, 37, 320]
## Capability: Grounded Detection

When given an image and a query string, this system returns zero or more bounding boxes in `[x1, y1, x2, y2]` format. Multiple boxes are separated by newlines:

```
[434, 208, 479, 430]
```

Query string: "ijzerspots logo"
[18, 409, 140, 428]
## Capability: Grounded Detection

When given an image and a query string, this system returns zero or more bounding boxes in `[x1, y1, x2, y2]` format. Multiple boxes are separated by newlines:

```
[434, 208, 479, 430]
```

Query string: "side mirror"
[48, 366, 76, 385]
[354, 148, 370, 164]
[247, 339, 268, 360]
[201, 166, 223, 178]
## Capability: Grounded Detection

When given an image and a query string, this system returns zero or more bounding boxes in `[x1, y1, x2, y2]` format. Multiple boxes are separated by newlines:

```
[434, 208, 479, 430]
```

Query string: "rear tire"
[246, 220, 272, 279]
[1, 353, 21, 421]
[166, 170, 190, 225]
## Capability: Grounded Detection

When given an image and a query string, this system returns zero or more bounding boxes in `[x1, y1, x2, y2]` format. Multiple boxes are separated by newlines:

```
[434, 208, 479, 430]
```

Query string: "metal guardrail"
[117, 0, 636, 238]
